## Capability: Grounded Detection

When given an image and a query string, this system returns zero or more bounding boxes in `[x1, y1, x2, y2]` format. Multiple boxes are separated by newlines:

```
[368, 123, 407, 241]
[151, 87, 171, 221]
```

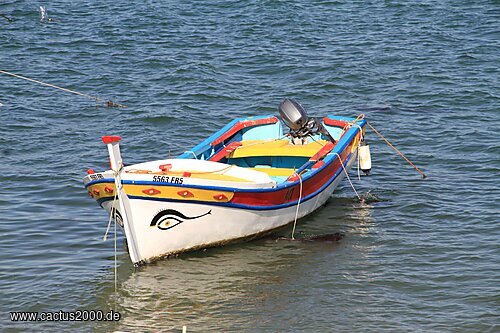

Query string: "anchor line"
[367, 121, 427, 178]
[0, 69, 127, 108]
[333, 152, 362, 202]
[0, 13, 13, 22]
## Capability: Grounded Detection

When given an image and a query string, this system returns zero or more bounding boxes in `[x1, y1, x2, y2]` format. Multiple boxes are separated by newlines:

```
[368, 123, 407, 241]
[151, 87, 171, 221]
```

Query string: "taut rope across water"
[367, 121, 427, 178]
[0, 69, 127, 108]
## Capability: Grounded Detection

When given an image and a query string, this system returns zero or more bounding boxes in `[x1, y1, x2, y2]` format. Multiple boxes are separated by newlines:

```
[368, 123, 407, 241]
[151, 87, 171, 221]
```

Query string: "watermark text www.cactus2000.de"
[10, 310, 121, 322]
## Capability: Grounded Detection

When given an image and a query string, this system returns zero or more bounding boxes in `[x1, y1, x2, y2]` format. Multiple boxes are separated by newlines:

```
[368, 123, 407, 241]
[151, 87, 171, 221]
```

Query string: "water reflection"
[90, 193, 378, 332]
[92, 236, 336, 331]
[322, 193, 376, 233]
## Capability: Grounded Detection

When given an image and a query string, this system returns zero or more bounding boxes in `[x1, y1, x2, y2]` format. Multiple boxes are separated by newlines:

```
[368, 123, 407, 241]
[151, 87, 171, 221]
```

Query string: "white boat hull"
[101, 152, 356, 264]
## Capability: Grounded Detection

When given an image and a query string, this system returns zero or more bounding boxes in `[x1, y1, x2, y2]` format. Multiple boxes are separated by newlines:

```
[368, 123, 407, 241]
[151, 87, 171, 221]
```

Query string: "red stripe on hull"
[231, 142, 354, 206]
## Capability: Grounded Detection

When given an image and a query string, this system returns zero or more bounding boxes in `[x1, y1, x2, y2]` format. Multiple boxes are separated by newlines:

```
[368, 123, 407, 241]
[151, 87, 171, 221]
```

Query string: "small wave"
[353, 104, 392, 112]
[359, 190, 389, 204]
[139, 115, 176, 125]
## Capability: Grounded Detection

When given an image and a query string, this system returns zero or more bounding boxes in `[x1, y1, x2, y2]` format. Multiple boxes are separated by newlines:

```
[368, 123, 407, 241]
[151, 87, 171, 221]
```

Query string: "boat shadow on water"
[115, 189, 387, 265]
[275, 232, 345, 243]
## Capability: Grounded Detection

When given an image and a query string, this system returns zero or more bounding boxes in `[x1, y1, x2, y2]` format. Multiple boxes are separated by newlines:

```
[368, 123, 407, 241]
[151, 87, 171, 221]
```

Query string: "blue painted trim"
[302, 118, 365, 181]
[96, 152, 354, 211]
[96, 197, 110, 206]
[84, 118, 366, 193]
[177, 118, 239, 159]
[177, 115, 277, 160]
[86, 178, 276, 193]
[295, 160, 314, 175]
[85, 179, 114, 188]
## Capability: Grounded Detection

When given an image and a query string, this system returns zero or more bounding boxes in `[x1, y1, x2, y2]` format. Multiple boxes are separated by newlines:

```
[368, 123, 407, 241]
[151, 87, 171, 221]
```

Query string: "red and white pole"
[102, 136, 141, 264]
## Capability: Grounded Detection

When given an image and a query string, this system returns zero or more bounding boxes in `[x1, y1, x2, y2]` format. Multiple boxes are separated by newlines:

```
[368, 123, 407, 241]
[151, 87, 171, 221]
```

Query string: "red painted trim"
[231, 140, 355, 206]
[159, 164, 172, 172]
[210, 117, 279, 146]
[142, 188, 161, 196]
[309, 142, 335, 162]
[102, 135, 122, 144]
[213, 193, 229, 201]
[177, 190, 194, 198]
[323, 117, 349, 128]
[209, 141, 242, 162]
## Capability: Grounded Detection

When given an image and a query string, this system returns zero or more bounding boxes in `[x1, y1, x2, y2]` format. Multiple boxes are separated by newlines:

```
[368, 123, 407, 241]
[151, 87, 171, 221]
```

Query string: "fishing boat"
[83, 99, 369, 265]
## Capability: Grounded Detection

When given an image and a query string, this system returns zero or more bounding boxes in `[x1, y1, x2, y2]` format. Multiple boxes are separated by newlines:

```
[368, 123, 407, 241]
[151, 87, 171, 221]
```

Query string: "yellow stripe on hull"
[87, 183, 234, 203]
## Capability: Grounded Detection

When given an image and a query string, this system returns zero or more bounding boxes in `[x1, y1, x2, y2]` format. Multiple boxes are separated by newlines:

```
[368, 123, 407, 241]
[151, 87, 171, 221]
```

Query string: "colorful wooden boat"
[83, 99, 368, 265]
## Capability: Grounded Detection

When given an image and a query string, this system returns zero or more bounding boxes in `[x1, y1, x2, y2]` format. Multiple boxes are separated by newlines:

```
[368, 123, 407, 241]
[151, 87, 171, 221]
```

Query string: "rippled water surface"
[1, 1, 498, 332]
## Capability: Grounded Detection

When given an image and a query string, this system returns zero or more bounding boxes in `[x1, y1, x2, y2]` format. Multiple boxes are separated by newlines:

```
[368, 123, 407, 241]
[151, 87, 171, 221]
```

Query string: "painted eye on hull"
[156, 217, 183, 230]
[150, 209, 212, 231]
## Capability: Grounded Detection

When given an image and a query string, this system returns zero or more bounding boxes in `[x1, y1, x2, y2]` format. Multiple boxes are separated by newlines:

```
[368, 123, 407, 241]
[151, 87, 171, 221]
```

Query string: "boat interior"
[177, 115, 354, 184]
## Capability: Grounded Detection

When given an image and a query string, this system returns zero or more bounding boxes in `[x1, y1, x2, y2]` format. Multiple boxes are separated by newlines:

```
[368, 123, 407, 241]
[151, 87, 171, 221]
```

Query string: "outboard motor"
[278, 98, 336, 143]
[279, 98, 309, 131]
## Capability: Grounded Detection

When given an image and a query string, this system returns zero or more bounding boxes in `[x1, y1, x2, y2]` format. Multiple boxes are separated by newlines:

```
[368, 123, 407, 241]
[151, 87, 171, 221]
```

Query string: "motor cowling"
[278, 98, 336, 144]
[278, 98, 309, 131]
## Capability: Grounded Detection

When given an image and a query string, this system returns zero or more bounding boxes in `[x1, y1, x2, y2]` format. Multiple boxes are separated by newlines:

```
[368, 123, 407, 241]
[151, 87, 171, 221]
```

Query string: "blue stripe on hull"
[97, 152, 354, 211]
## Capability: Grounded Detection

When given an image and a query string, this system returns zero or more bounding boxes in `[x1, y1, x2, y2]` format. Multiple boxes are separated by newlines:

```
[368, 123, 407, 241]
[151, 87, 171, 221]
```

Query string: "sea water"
[0, 1, 498, 331]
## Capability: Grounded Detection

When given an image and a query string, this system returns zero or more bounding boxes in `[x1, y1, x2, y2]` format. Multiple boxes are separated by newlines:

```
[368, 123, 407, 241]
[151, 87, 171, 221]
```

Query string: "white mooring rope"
[333, 152, 362, 202]
[102, 190, 119, 293]
[102, 168, 122, 293]
[357, 140, 361, 181]
[356, 130, 364, 181]
[114, 202, 117, 293]
[291, 173, 303, 240]
[103, 194, 118, 241]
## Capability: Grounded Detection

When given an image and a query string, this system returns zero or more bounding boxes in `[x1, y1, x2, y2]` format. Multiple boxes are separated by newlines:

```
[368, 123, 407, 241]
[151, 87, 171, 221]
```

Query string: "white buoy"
[359, 144, 372, 175]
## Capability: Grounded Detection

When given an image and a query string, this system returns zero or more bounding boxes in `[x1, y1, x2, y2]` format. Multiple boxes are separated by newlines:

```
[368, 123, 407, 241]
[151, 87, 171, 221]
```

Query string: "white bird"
[39, 6, 48, 21]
